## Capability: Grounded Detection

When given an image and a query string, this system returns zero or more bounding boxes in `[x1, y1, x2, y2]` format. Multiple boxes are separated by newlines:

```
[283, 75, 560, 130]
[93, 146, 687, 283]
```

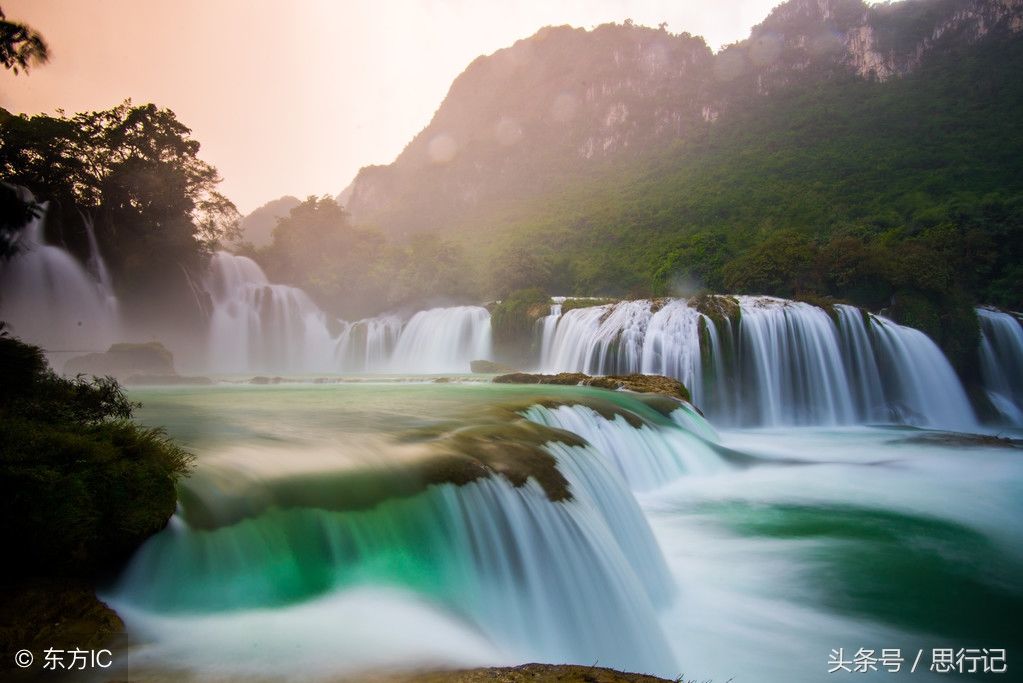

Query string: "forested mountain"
[342, 0, 1023, 240]
[317, 0, 1023, 367]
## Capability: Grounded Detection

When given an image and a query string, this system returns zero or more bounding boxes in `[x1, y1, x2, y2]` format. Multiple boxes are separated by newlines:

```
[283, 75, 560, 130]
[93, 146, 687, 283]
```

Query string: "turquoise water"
[101, 383, 1022, 681]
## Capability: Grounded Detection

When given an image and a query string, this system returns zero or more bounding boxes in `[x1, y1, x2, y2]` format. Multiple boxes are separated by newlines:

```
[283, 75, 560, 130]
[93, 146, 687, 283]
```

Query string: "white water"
[206, 251, 493, 374]
[540, 296, 981, 430]
[109, 439, 680, 677]
[0, 202, 120, 355]
[977, 307, 1023, 424]
[388, 305, 492, 373]
[207, 252, 340, 374]
[107, 383, 1023, 681]
[524, 404, 727, 490]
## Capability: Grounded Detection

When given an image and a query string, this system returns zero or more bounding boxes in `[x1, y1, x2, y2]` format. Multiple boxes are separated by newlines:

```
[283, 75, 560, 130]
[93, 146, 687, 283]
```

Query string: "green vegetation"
[455, 35, 1023, 367]
[0, 101, 239, 319]
[243, 196, 479, 318]
[0, 326, 192, 580]
[488, 288, 550, 363]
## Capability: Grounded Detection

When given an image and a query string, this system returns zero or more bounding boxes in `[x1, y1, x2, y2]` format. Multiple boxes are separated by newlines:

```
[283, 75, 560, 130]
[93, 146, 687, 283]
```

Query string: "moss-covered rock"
[690, 293, 740, 325]
[560, 297, 618, 313]
[493, 371, 691, 403]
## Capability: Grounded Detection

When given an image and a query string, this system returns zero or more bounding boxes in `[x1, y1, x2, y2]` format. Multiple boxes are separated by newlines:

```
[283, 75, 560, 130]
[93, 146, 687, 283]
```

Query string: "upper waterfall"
[0, 201, 120, 357]
[539, 295, 981, 431]
[205, 251, 493, 375]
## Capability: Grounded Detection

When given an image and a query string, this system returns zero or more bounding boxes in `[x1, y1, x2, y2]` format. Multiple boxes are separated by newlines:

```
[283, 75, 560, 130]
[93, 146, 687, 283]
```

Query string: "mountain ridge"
[339, 0, 1023, 236]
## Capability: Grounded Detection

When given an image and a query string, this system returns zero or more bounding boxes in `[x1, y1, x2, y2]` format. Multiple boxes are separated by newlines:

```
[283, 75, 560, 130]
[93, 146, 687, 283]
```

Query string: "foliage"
[252, 196, 479, 318]
[0, 6, 48, 75]
[489, 288, 551, 363]
[0, 325, 192, 580]
[449, 34, 1023, 365]
[0, 101, 239, 303]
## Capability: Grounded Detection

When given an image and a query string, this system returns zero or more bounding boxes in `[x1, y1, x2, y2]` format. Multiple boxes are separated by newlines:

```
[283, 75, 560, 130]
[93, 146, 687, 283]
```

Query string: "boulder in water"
[470, 359, 519, 374]
[64, 342, 175, 379]
[493, 371, 691, 402]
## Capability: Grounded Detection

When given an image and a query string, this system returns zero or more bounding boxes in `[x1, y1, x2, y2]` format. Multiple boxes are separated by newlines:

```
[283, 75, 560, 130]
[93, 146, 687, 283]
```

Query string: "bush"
[0, 326, 192, 580]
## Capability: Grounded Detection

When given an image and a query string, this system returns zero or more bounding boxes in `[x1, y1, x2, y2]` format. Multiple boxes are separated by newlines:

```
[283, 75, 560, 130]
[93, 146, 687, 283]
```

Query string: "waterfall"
[540, 300, 650, 373]
[206, 252, 340, 374]
[205, 253, 493, 375]
[108, 443, 678, 676]
[538, 297, 564, 357]
[524, 404, 727, 490]
[334, 315, 404, 372]
[539, 295, 979, 430]
[0, 201, 120, 355]
[388, 306, 492, 373]
[866, 311, 977, 430]
[977, 308, 1023, 424]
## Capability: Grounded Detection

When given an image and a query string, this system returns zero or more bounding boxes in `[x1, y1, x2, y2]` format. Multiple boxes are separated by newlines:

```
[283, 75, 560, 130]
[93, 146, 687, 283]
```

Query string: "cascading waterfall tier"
[540, 295, 980, 430]
[0, 200, 120, 355]
[207, 252, 340, 374]
[109, 436, 681, 675]
[206, 251, 492, 374]
[977, 307, 1023, 424]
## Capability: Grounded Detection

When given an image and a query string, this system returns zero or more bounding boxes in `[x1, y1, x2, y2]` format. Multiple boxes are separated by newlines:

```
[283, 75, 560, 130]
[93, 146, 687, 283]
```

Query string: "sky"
[1, 0, 784, 214]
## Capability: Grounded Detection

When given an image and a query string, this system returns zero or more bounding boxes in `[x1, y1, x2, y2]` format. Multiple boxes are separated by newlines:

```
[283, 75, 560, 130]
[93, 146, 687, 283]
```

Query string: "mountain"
[341, 0, 1023, 237]
[238, 195, 301, 246]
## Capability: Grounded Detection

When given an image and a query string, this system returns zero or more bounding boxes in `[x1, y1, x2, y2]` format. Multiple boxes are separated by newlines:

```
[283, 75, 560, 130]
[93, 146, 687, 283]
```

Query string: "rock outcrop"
[493, 371, 692, 403]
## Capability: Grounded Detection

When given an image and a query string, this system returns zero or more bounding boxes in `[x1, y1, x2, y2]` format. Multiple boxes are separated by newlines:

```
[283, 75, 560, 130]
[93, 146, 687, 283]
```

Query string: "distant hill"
[239, 195, 301, 246]
[341, 0, 1023, 240]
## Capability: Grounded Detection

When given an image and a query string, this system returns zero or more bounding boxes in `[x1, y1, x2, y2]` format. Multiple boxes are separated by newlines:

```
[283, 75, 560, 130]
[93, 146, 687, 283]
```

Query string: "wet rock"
[494, 371, 691, 402]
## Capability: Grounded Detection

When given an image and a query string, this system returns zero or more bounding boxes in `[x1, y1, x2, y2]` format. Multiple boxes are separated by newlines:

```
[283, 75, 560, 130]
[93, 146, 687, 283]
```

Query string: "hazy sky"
[1, 0, 783, 213]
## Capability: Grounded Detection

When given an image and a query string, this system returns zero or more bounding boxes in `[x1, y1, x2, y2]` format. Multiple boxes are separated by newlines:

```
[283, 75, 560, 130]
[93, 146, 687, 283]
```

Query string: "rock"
[249, 376, 284, 385]
[493, 371, 692, 403]
[350, 663, 675, 682]
[470, 359, 519, 374]
[0, 579, 123, 670]
[64, 341, 175, 379]
[124, 374, 213, 386]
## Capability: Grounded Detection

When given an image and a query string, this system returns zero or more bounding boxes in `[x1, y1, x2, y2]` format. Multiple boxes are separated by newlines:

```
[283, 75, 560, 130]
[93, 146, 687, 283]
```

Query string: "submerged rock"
[494, 371, 692, 403]
[64, 341, 175, 379]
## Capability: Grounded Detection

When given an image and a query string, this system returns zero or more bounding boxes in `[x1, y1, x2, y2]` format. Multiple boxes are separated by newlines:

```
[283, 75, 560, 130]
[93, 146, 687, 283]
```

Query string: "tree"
[0, 7, 48, 75]
[0, 102, 239, 297]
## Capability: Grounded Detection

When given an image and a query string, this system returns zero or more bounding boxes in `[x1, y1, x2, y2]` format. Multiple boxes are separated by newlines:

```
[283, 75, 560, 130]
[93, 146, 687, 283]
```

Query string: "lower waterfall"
[107, 429, 682, 676]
